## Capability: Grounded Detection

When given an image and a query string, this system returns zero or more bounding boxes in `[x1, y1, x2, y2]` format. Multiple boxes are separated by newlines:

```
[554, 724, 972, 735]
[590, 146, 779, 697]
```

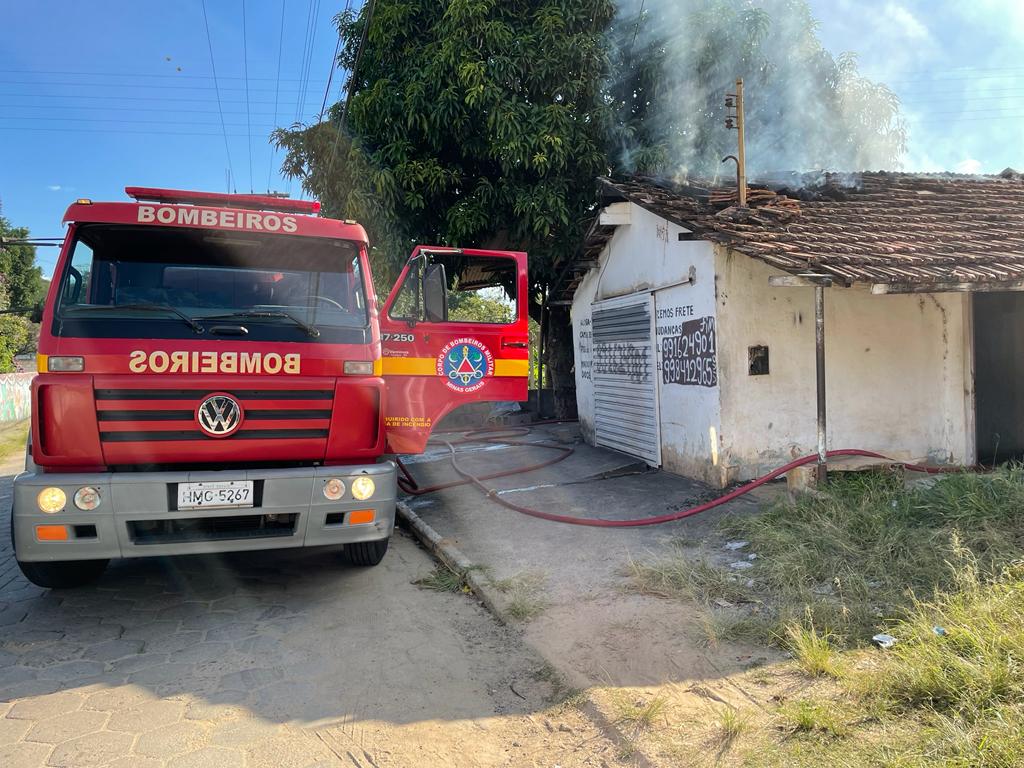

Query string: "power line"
[319, 3, 348, 123]
[268, 0, 288, 193]
[288, 0, 316, 195]
[0, 91, 320, 106]
[0, 79, 318, 93]
[0, 67, 328, 83]
[326, 0, 375, 183]
[5, 102, 292, 115]
[201, 0, 236, 192]
[242, 0, 253, 192]
[0, 116, 279, 127]
[0, 126, 273, 137]
[319, 34, 342, 122]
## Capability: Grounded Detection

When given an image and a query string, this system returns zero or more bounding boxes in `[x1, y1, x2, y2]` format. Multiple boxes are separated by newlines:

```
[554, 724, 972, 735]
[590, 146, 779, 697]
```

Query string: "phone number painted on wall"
[662, 316, 718, 387]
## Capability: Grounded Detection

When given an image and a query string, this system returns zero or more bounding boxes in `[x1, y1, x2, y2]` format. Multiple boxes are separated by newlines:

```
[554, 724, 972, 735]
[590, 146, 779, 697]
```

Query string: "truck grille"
[95, 387, 333, 443]
[127, 514, 298, 544]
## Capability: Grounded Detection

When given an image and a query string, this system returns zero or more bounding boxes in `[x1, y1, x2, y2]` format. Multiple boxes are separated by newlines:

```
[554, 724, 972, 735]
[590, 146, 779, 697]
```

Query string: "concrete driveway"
[0, 450, 618, 767]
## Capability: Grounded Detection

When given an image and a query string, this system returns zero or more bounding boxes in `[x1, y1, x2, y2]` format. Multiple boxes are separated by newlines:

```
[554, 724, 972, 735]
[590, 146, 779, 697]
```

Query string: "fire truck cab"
[12, 187, 528, 588]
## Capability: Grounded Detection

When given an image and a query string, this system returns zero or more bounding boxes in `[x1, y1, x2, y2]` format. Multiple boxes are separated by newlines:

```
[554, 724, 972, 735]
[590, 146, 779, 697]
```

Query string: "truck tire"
[346, 537, 389, 566]
[16, 559, 109, 589]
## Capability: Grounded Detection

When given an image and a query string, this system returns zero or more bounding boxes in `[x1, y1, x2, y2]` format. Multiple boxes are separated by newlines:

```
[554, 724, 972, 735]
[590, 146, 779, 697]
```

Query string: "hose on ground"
[396, 423, 962, 528]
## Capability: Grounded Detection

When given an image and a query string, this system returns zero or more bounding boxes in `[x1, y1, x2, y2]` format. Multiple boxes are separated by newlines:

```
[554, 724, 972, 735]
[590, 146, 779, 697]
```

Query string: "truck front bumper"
[12, 462, 396, 562]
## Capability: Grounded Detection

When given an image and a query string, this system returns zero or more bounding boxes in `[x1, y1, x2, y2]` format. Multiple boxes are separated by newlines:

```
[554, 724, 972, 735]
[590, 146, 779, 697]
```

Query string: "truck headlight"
[323, 478, 346, 501]
[343, 360, 374, 375]
[47, 356, 85, 372]
[74, 486, 102, 511]
[351, 476, 375, 500]
[37, 487, 67, 514]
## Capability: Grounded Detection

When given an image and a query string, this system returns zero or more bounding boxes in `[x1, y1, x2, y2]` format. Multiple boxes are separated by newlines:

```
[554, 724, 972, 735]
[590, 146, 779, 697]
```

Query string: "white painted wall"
[574, 206, 974, 488]
[715, 246, 972, 482]
[572, 203, 724, 483]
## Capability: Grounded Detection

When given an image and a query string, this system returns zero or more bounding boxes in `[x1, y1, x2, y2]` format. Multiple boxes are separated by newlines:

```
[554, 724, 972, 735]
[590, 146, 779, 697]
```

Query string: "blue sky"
[0, 1, 351, 275]
[2, 1, 1023, 277]
[808, 0, 1024, 174]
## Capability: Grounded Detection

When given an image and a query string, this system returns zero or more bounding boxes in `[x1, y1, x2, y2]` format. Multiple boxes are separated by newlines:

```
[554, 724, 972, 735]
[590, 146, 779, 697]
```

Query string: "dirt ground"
[0, 431, 628, 768]
[399, 423, 791, 766]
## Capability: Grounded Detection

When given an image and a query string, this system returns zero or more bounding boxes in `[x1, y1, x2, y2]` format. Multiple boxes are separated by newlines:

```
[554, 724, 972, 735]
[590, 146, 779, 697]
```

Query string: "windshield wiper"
[199, 311, 320, 338]
[62, 303, 204, 334]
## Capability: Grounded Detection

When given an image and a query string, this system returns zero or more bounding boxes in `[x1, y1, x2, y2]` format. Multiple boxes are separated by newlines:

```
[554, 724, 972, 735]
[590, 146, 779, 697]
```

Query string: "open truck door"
[379, 247, 529, 453]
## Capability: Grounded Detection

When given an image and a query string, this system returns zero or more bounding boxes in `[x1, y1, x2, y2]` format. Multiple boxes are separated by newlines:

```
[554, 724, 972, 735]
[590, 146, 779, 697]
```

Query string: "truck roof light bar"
[125, 187, 321, 215]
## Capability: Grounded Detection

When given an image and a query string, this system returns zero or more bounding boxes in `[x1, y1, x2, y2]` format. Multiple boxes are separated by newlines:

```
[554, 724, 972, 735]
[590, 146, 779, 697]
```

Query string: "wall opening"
[973, 292, 1024, 463]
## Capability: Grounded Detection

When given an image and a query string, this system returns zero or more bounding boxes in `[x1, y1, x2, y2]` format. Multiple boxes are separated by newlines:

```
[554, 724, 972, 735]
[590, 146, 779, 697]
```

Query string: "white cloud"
[881, 2, 932, 42]
[46, 185, 62, 191]
[955, 158, 983, 174]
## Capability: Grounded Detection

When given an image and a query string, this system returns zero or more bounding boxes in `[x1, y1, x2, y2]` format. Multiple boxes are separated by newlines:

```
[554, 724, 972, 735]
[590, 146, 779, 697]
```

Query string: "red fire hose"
[396, 424, 961, 528]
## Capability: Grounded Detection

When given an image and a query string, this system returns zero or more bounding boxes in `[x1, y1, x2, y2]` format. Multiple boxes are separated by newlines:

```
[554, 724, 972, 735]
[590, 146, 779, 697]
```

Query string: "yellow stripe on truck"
[381, 357, 528, 377]
[494, 359, 528, 377]
[36, 354, 48, 373]
[381, 358, 435, 376]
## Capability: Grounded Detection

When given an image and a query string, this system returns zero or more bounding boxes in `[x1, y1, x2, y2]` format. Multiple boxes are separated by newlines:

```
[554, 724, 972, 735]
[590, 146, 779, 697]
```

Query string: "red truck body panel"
[33, 189, 528, 469]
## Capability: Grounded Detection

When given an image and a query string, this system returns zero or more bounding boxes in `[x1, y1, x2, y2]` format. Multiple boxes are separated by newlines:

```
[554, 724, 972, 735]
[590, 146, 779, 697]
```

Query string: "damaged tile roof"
[565, 170, 1024, 297]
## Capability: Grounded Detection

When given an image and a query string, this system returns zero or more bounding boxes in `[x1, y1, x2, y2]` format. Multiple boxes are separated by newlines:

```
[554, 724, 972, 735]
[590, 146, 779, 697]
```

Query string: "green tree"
[609, 0, 905, 176]
[274, 0, 616, 416]
[274, 0, 904, 417]
[0, 216, 46, 372]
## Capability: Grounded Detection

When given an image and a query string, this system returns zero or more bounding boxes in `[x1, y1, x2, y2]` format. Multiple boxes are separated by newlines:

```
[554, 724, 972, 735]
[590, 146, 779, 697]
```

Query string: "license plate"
[177, 481, 254, 510]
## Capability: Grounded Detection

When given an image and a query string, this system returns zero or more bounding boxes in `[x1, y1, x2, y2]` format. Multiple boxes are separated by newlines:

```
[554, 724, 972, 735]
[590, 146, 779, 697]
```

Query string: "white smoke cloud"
[612, 0, 907, 180]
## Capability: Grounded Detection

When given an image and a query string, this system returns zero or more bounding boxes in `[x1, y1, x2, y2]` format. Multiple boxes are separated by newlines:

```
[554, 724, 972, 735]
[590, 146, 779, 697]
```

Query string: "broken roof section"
[586, 169, 1024, 292]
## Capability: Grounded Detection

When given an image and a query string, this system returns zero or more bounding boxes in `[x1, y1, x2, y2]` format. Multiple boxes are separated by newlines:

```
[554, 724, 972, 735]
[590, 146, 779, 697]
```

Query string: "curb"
[395, 499, 656, 768]
[395, 500, 507, 622]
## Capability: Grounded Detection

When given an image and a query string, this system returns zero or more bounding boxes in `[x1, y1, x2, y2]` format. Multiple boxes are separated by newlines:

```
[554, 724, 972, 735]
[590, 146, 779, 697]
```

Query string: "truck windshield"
[54, 224, 368, 342]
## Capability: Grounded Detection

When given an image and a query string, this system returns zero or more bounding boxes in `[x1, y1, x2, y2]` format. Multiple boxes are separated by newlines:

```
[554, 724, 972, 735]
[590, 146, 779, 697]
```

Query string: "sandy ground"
[0, 436, 626, 767]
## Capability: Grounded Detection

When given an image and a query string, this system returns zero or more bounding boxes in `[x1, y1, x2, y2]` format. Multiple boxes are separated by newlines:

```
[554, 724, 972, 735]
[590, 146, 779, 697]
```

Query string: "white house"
[561, 172, 1024, 487]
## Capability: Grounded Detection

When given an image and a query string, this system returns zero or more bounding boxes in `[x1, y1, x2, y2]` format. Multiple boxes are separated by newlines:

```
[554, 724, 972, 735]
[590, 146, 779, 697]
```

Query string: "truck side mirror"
[422, 263, 448, 323]
[30, 303, 44, 323]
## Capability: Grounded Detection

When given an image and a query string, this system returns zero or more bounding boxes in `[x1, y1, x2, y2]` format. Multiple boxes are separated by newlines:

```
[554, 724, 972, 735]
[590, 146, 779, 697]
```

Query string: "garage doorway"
[974, 292, 1024, 463]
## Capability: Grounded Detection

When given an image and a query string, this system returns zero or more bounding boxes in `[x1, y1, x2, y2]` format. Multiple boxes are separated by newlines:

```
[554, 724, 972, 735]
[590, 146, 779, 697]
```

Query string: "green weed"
[785, 620, 844, 678]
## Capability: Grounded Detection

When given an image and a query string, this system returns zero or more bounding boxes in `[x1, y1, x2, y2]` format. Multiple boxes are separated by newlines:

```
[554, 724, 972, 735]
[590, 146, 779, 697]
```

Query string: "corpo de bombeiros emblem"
[437, 338, 494, 393]
[196, 393, 244, 437]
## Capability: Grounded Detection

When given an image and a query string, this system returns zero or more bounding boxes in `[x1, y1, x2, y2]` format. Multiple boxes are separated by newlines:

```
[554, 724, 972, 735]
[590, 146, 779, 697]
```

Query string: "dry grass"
[624, 469, 1024, 766]
[412, 564, 470, 593]
[491, 570, 549, 621]
[626, 554, 756, 605]
[718, 706, 750, 750]
[612, 693, 668, 730]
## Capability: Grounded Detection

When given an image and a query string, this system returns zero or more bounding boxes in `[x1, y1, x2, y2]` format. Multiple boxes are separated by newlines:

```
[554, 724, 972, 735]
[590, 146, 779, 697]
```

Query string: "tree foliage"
[273, 0, 907, 413]
[274, 0, 616, 299]
[0, 216, 45, 372]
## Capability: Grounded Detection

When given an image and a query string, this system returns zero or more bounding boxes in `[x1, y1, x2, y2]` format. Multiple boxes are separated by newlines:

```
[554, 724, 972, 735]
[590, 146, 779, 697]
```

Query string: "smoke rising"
[609, 0, 907, 181]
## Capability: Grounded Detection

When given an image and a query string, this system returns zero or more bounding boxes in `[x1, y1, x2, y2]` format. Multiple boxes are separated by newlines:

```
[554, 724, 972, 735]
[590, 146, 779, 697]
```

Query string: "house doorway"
[973, 292, 1024, 463]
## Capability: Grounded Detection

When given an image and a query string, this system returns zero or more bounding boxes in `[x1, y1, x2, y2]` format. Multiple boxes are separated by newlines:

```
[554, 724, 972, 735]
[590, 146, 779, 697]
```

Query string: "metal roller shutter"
[591, 295, 661, 465]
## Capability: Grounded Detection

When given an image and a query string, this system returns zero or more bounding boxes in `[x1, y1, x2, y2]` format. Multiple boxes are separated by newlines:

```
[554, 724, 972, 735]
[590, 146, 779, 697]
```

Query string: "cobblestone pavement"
[0, 457, 615, 767]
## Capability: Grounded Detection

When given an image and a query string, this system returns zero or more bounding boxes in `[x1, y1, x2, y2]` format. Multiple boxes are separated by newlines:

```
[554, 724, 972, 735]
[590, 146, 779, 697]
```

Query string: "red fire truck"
[13, 187, 528, 588]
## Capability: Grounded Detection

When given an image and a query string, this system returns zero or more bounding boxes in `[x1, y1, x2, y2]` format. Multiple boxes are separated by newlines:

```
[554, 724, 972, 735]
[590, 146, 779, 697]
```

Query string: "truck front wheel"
[17, 559, 109, 589]
[345, 537, 389, 566]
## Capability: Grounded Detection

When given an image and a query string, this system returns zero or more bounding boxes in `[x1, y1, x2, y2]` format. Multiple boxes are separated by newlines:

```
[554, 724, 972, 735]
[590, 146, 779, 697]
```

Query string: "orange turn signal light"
[348, 509, 375, 525]
[36, 524, 69, 541]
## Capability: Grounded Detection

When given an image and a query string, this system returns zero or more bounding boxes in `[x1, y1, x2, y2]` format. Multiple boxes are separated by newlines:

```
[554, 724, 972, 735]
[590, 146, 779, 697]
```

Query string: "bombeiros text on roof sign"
[137, 205, 298, 233]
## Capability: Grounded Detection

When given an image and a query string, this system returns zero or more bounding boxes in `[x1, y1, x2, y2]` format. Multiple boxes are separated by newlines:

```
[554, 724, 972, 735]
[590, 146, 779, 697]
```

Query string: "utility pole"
[724, 79, 747, 206]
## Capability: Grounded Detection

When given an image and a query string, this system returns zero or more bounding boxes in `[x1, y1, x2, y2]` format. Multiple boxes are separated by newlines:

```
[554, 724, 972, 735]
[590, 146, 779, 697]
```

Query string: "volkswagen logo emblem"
[196, 394, 244, 438]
